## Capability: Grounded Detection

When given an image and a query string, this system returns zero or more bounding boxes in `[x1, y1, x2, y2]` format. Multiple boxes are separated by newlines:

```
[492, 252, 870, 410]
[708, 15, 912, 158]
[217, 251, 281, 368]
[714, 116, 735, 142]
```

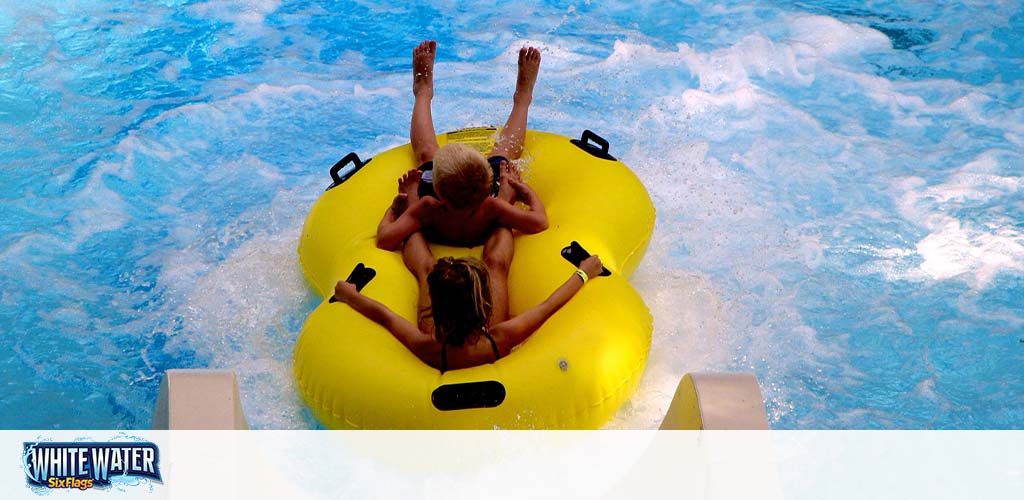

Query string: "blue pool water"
[1, 1, 1021, 429]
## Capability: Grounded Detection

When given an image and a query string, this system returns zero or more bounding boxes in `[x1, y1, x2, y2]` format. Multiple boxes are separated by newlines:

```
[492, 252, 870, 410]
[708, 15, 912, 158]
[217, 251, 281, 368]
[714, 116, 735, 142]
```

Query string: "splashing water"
[1, 1, 1021, 429]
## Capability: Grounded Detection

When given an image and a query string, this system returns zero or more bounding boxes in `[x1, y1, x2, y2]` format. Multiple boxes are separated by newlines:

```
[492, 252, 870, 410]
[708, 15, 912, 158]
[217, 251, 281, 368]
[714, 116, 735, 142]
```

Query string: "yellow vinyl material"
[295, 128, 655, 428]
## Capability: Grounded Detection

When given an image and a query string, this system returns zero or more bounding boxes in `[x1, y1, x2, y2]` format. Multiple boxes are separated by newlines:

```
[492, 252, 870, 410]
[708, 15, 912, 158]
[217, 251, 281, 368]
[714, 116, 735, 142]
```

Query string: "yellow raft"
[295, 128, 655, 429]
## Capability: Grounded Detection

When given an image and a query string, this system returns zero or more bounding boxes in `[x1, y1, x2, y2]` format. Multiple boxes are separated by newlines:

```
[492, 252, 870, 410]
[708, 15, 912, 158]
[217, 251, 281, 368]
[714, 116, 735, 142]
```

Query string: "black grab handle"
[329, 263, 377, 303]
[560, 241, 611, 276]
[570, 129, 616, 161]
[327, 152, 372, 190]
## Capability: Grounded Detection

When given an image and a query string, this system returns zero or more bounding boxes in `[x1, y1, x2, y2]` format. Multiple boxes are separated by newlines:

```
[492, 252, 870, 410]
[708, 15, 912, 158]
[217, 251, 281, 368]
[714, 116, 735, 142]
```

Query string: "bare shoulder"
[412, 337, 443, 365]
[481, 196, 513, 217]
[410, 197, 442, 220]
[486, 318, 528, 347]
[487, 321, 512, 339]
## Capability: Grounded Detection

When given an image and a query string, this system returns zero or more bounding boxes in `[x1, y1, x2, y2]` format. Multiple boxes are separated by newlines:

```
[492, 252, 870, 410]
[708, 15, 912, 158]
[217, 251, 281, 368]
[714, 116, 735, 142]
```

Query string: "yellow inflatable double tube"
[295, 128, 655, 429]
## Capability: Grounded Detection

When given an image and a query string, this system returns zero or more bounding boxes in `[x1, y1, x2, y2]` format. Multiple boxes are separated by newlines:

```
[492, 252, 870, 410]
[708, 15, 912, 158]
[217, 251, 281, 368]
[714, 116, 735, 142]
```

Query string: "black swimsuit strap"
[481, 329, 501, 361]
[439, 330, 501, 374]
[440, 335, 450, 374]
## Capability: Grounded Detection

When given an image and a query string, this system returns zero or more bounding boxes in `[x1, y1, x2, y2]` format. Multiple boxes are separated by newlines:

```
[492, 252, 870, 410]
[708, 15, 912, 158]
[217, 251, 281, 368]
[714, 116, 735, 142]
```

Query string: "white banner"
[3, 431, 1021, 499]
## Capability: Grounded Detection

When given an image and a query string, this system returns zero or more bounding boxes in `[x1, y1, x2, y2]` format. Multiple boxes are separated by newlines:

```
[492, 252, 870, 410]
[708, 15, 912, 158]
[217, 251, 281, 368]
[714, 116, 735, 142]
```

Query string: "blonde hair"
[433, 143, 492, 209]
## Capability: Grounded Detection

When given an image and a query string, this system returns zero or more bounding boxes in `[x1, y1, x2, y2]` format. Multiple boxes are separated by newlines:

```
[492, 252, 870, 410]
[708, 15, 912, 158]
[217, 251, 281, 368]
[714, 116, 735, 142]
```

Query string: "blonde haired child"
[432, 143, 492, 210]
[376, 41, 548, 249]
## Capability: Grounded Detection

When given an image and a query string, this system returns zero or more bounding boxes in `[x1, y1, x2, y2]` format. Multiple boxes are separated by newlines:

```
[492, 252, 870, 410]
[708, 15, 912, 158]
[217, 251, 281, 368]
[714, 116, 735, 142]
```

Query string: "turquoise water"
[1, 1, 1021, 429]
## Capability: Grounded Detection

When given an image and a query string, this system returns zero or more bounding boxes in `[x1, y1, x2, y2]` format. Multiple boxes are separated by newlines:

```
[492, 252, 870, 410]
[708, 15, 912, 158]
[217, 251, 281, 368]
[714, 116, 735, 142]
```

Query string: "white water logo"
[23, 442, 162, 490]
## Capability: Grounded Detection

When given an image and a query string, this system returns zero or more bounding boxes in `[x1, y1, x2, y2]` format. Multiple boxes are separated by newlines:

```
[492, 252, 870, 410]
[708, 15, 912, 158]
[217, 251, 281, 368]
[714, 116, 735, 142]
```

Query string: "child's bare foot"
[394, 168, 422, 215]
[514, 47, 541, 105]
[497, 160, 522, 203]
[413, 40, 436, 99]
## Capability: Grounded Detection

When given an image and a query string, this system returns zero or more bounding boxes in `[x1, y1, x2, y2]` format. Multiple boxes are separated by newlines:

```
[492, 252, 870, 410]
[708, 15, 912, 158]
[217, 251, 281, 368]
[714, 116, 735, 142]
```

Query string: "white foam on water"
[556, 14, 1005, 427]
[188, 0, 282, 25]
[916, 221, 1024, 286]
[90, 89, 331, 426]
[158, 193, 314, 429]
[184, 0, 282, 56]
[892, 152, 1024, 288]
[597, 134, 827, 426]
[786, 14, 892, 59]
[142, 79, 397, 139]
[606, 15, 1021, 305]
[605, 263, 734, 429]
[61, 160, 131, 246]
[581, 13, 892, 99]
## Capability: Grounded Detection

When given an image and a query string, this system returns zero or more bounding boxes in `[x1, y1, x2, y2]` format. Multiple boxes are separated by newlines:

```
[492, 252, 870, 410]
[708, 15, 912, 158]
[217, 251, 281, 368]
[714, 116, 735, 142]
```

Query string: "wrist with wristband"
[575, 268, 589, 284]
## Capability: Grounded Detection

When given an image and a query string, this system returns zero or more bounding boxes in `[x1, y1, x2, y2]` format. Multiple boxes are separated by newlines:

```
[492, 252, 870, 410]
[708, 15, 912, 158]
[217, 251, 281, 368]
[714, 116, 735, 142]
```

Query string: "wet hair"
[426, 257, 492, 346]
[433, 143, 492, 209]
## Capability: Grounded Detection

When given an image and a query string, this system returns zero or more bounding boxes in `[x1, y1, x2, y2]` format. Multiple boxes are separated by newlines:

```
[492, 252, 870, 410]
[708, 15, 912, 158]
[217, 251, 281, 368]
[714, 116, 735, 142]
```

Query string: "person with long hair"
[333, 228, 604, 372]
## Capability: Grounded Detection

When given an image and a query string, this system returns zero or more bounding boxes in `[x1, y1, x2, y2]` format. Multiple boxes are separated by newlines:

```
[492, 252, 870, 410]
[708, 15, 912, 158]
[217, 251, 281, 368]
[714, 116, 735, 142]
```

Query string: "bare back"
[419, 197, 502, 247]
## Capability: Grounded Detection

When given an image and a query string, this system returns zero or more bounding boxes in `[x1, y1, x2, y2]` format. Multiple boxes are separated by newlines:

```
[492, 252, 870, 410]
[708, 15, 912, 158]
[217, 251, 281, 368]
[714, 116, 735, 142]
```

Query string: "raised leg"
[402, 232, 437, 334]
[411, 40, 439, 165]
[491, 46, 541, 161]
[482, 227, 514, 326]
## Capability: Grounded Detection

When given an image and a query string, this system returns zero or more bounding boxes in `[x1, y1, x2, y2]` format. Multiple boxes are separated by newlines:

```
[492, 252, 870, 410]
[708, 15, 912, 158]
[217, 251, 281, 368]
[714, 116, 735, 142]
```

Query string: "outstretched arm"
[489, 255, 603, 356]
[492, 178, 548, 234]
[333, 281, 436, 359]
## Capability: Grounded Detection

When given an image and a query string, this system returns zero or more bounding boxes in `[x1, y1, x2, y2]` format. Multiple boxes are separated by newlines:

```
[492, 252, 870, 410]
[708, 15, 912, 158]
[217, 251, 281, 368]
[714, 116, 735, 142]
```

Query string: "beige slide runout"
[660, 372, 769, 430]
[151, 369, 249, 430]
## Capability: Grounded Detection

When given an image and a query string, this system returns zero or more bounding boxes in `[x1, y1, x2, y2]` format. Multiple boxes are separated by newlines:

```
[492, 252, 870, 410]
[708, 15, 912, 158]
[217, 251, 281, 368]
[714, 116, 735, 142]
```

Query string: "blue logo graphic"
[23, 441, 162, 490]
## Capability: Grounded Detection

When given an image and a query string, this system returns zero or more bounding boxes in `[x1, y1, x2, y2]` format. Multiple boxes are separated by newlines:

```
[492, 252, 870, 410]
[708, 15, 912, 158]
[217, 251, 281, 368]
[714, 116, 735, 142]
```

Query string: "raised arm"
[489, 255, 603, 356]
[491, 178, 548, 234]
[333, 281, 436, 360]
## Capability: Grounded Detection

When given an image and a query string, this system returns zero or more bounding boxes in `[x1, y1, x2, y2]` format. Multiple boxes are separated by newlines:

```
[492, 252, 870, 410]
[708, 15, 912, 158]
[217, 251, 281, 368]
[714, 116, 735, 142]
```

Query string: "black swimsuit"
[440, 329, 501, 374]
